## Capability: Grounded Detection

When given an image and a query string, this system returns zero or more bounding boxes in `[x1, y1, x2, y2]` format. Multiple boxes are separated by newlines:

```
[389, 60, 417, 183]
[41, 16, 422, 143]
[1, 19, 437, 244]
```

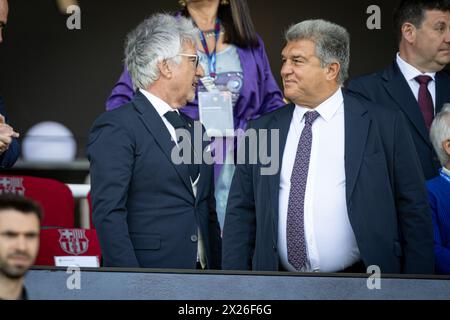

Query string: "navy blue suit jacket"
[347, 61, 450, 180]
[0, 96, 20, 168]
[222, 90, 434, 274]
[87, 91, 221, 269]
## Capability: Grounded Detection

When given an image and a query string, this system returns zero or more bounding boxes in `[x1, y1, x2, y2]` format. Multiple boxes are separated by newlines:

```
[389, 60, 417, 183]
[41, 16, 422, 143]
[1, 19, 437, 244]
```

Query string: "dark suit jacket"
[222, 90, 434, 274]
[347, 61, 450, 180]
[0, 96, 20, 168]
[87, 91, 221, 269]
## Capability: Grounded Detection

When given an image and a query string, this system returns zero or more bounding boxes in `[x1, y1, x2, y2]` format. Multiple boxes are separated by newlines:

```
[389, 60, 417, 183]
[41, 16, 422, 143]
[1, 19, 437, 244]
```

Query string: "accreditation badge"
[198, 91, 234, 137]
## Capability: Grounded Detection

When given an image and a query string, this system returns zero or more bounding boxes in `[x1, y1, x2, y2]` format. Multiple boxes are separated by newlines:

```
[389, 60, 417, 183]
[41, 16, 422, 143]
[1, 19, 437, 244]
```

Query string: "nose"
[15, 235, 28, 252]
[445, 28, 450, 43]
[280, 61, 292, 79]
[196, 64, 205, 78]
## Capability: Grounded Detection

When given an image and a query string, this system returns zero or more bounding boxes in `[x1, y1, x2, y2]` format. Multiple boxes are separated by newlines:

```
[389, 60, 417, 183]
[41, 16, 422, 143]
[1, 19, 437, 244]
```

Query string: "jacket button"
[191, 235, 198, 242]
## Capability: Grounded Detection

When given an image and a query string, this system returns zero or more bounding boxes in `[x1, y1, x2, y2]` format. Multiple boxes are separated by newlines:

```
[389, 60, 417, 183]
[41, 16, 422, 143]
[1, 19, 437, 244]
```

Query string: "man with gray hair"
[87, 13, 221, 269]
[427, 104, 450, 274]
[223, 19, 434, 274]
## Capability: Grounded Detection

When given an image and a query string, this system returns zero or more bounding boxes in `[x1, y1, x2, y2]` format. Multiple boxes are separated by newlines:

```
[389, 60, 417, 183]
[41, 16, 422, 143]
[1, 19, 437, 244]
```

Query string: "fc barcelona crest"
[58, 229, 89, 255]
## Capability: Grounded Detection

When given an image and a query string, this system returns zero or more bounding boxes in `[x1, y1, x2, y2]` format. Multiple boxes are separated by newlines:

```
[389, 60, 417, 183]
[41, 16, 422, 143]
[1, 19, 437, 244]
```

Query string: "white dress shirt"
[396, 53, 437, 111]
[278, 88, 360, 273]
[139, 89, 181, 144]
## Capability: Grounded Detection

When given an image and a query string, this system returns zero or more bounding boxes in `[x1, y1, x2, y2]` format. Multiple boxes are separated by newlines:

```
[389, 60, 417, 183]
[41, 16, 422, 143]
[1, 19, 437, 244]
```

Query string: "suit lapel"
[435, 71, 450, 114]
[132, 92, 195, 199]
[382, 62, 431, 148]
[344, 93, 371, 203]
[195, 125, 211, 206]
[268, 104, 295, 233]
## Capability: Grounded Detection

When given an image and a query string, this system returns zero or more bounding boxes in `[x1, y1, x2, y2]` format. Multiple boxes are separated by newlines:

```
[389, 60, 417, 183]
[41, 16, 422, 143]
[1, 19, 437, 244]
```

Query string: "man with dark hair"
[348, 0, 450, 180]
[0, 195, 41, 300]
[0, 0, 20, 169]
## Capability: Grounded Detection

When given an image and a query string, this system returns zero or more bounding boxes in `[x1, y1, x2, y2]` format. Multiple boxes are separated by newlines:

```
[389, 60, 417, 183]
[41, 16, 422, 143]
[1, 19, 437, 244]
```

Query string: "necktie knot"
[304, 111, 320, 126]
[164, 111, 186, 129]
[415, 75, 432, 86]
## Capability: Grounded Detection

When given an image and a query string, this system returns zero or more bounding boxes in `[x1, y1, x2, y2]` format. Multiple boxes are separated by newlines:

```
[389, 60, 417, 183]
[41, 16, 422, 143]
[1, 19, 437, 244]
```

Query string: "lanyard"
[198, 18, 221, 78]
[440, 168, 450, 184]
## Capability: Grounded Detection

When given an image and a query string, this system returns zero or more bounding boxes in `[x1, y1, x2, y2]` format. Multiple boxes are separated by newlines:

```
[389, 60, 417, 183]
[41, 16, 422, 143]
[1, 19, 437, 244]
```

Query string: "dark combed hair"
[181, 0, 259, 48]
[394, 0, 450, 41]
[0, 194, 43, 222]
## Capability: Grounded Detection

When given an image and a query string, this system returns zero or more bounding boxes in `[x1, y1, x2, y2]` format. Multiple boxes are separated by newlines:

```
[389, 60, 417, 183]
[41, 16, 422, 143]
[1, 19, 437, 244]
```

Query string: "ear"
[443, 139, 450, 157]
[401, 22, 416, 44]
[325, 62, 341, 82]
[158, 59, 172, 79]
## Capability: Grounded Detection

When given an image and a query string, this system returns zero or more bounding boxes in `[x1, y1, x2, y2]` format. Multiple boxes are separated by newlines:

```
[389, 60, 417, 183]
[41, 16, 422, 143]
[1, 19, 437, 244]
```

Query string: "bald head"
[0, 0, 8, 44]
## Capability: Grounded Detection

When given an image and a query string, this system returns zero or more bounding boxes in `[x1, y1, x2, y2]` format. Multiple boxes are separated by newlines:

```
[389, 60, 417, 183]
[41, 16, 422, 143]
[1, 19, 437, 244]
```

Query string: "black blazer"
[87, 91, 221, 269]
[347, 61, 450, 180]
[222, 90, 434, 274]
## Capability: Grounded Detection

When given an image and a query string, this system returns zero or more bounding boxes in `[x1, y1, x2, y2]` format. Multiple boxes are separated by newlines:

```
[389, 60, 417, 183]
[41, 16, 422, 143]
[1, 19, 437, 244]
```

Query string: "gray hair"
[430, 104, 450, 166]
[124, 13, 197, 90]
[285, 19, 350, 84]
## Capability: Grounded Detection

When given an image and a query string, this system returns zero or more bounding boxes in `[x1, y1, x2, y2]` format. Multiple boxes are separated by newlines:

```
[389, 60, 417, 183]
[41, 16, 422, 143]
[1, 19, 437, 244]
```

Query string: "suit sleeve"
[0, 97, 20, 169]
[105, 66, 135, 111]
[222, 123, 257, 270]
[392, 110, 434, 274]
[87, 112, 140, 267]
[427, 187, 450, 274]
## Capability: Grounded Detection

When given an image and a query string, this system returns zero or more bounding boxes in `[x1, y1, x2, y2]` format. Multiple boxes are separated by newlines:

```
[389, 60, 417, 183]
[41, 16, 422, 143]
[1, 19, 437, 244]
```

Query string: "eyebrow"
[0, 231, 39, 236]
[282, 54, 308, 60]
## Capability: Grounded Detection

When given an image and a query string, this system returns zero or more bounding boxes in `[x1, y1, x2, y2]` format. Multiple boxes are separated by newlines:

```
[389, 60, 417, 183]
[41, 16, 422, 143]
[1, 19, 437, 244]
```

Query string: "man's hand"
[0, 114, 20, 154]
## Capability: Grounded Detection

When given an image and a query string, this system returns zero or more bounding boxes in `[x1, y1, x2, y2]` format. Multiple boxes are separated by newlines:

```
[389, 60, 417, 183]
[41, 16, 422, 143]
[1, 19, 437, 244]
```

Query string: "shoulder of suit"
[347, 67, 387, 87]
[93, 102, 136, 127]
[344, 90, 400, 119]
[248, 103, 293, 127]
[438, 68, 450, 79]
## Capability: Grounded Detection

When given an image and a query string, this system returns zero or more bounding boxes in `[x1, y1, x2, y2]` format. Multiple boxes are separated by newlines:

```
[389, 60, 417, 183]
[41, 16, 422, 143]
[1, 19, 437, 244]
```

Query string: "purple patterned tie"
[414, 75, 434, 131]
[287, 110, 320, 271]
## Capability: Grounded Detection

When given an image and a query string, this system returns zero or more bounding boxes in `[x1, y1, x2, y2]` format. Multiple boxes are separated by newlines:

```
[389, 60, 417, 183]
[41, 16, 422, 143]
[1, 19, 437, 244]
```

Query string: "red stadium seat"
[35, 228, 102, 266]
[0, 175, 75, 228]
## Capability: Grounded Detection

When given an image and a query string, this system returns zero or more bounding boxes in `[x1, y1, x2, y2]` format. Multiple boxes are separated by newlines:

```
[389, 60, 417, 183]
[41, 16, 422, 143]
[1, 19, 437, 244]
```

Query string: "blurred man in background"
[0, 195, 41, 300]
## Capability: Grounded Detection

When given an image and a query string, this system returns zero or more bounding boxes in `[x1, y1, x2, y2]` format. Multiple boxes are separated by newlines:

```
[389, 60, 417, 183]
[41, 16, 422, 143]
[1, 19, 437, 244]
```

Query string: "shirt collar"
[139, 88, 179, 117]
[396, 53, 436, 82]
[294, 87, 344, 123]
[442, 166, 450, 177]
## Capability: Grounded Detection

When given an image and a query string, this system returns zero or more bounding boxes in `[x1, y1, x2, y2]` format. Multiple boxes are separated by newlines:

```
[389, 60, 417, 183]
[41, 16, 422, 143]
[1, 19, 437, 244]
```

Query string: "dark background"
[0, 0, 404, 158]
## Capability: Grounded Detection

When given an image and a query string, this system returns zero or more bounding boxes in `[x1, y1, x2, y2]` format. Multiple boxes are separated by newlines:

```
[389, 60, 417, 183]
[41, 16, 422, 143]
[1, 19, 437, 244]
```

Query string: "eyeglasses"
[177, 53, 200, 69]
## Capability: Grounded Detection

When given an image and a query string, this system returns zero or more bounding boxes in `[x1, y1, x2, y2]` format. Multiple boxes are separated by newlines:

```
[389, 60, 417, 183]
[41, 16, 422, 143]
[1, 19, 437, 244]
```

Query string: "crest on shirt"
[59, 229, 89, 255]
[0, 177, 25, 196]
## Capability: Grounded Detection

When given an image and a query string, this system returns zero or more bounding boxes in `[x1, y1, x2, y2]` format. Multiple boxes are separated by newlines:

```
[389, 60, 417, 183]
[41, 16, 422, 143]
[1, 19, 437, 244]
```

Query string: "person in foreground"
[222, 19, 434, 274]
[0, 195, 41, 300]
[88, 14, 221, 269]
